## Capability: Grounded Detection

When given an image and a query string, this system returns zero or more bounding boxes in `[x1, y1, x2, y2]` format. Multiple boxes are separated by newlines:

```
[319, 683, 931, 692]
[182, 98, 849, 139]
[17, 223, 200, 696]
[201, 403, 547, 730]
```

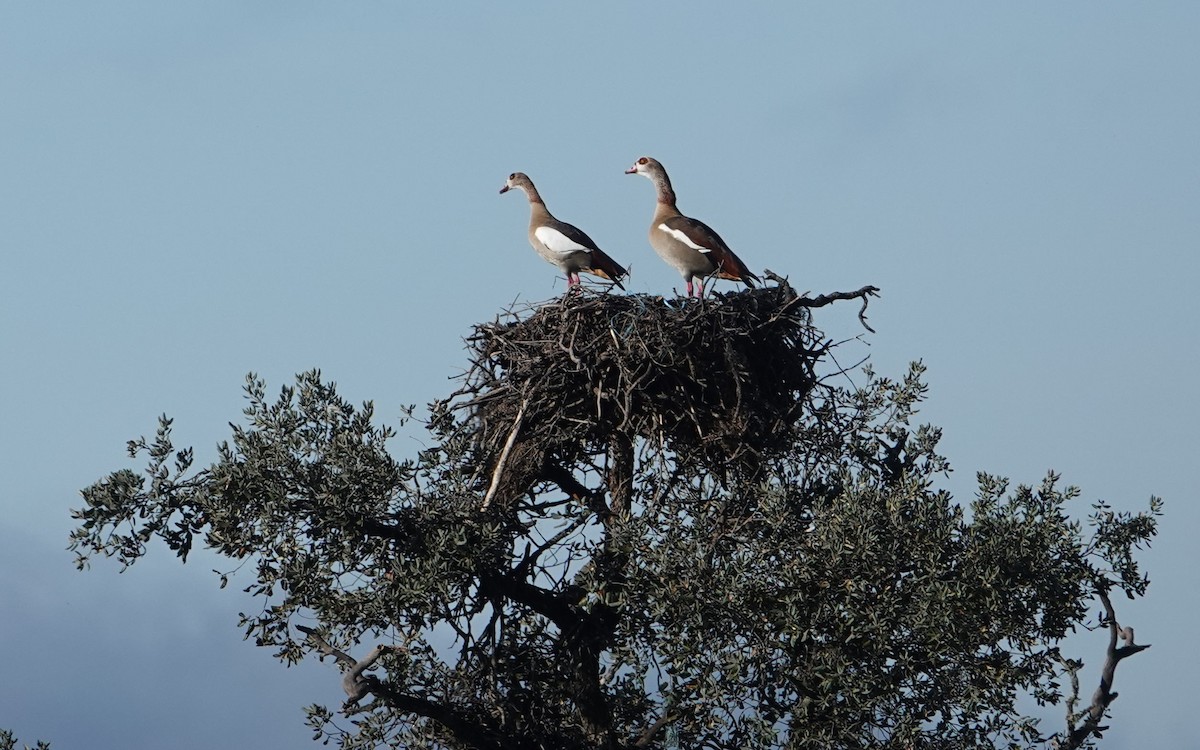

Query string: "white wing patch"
[534, 226, 588, 258]
[657, 223, 710, 253]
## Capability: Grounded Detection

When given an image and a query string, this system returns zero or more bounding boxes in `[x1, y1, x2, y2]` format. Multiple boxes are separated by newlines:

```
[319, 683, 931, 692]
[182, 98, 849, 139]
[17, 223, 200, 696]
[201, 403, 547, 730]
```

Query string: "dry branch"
[296, 625, 401, 708]
[1060, 584, 1151, 748]
[481, 398, 526, 510]
[297, 627, 514, 750]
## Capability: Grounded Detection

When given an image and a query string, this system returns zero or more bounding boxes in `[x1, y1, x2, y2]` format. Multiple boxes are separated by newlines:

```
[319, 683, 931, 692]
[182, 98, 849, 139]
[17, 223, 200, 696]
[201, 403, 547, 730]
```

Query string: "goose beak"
[499, 184, 510, 194]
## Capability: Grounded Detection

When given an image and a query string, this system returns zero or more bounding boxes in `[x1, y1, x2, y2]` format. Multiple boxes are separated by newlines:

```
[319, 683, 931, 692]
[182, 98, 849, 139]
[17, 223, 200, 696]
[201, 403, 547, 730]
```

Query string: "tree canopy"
[71, 282, 1158, 749]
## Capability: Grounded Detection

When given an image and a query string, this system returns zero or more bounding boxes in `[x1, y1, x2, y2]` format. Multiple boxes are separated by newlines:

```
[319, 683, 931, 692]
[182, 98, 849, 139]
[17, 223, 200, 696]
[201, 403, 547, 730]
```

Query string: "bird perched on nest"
[625, 156, 758, 298]
[500, 172, 628, 290]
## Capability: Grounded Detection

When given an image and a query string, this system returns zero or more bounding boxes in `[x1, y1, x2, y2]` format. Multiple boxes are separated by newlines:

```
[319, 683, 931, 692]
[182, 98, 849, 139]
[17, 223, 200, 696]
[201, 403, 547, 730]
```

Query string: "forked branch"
[296, 625, 401, 708]
[1060, 583, 1151, 748]
[763, 270, 881, 332]
[297, 626, 518, 750]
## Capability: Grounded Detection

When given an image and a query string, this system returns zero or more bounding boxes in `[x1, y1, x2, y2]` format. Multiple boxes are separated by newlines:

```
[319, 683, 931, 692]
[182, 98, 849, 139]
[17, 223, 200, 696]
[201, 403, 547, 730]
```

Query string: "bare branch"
[481, 398, 527, 510]
[296, 625, 401, 708]
[763, 270, 880, 332]
[632, 710, 678, 748]
[1060, 583, 1151, 748]
[296, 626, 520, 750]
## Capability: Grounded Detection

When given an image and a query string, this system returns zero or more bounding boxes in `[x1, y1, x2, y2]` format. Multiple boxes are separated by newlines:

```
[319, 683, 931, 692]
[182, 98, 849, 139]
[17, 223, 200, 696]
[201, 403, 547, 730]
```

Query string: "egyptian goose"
[625, 157, 758, 298]
[500, 172, 627, 290]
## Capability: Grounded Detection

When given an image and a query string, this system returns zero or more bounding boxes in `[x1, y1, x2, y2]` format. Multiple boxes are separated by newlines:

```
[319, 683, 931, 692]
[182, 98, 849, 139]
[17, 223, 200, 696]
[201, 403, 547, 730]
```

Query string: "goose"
[625, 156, 757, 297]
[500, 172, 627, 290]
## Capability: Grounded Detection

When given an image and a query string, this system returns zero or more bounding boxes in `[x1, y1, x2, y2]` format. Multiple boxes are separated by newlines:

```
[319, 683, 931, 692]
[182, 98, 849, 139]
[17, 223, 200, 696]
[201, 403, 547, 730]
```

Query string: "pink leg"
[685, 279, 694, 297]
[695, 279, 706, 298]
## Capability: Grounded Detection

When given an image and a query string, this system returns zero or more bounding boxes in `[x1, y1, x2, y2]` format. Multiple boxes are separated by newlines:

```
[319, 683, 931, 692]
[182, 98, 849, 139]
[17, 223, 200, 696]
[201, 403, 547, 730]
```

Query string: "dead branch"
[296, 625, 402, 709]
[631, 710, 678, 748]
[481, 398, 527, 511]
[1060, 583, 1151, 748]
[295, 629, 521, 750]
[763, 270, 880, 332]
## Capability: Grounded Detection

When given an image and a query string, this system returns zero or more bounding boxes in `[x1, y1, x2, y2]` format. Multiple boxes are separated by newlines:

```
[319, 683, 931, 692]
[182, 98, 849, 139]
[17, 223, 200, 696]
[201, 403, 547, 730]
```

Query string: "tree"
[71, 281, 1158, 749]
[0, 731, 50, 750]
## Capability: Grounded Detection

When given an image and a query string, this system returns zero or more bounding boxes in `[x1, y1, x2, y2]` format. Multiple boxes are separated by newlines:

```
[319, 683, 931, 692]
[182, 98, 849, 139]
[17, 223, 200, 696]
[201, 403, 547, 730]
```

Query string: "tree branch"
[297, 626, 518, 750]
[512, 515, 589, 579]
[631, 710, 678, 748]
[1061, 583, 1151, 748]
[477, 570, 580, 632]
[544, 463, 612, 521]
[296, 625, 401, 708]
[762, 270, 880, 332]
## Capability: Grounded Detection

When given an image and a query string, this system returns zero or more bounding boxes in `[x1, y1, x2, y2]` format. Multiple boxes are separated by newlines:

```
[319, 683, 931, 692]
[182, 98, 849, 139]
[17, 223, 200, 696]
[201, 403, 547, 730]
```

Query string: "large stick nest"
[454, 279, 877, 505]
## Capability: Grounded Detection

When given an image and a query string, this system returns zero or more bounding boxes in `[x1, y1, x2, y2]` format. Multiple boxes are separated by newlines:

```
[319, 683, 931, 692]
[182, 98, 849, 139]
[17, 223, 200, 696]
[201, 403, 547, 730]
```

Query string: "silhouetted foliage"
[0, 730, 50, 750]
[72, 282, 1157, 749]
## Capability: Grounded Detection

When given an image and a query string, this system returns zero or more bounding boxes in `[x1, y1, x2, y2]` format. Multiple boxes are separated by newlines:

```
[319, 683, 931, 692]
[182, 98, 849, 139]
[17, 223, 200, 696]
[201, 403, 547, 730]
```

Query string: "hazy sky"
[3, 3, 1197, 747]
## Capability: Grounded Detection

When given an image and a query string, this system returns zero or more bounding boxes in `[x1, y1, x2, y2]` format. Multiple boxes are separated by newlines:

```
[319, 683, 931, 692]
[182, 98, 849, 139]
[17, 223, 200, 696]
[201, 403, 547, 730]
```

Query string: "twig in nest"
[762, 268, 790, 287]
[481, 398, 527, 511]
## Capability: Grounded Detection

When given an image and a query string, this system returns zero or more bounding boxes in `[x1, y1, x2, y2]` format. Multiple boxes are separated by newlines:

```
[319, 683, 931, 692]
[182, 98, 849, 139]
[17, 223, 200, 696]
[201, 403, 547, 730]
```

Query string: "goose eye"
[508, 173, 516, 180]
[638, 157, 648, 165]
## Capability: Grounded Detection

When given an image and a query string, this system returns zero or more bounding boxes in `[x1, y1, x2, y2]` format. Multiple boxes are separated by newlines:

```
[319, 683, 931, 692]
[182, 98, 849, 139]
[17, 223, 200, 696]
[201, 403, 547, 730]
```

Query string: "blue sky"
[2, 3, 1197, 747]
